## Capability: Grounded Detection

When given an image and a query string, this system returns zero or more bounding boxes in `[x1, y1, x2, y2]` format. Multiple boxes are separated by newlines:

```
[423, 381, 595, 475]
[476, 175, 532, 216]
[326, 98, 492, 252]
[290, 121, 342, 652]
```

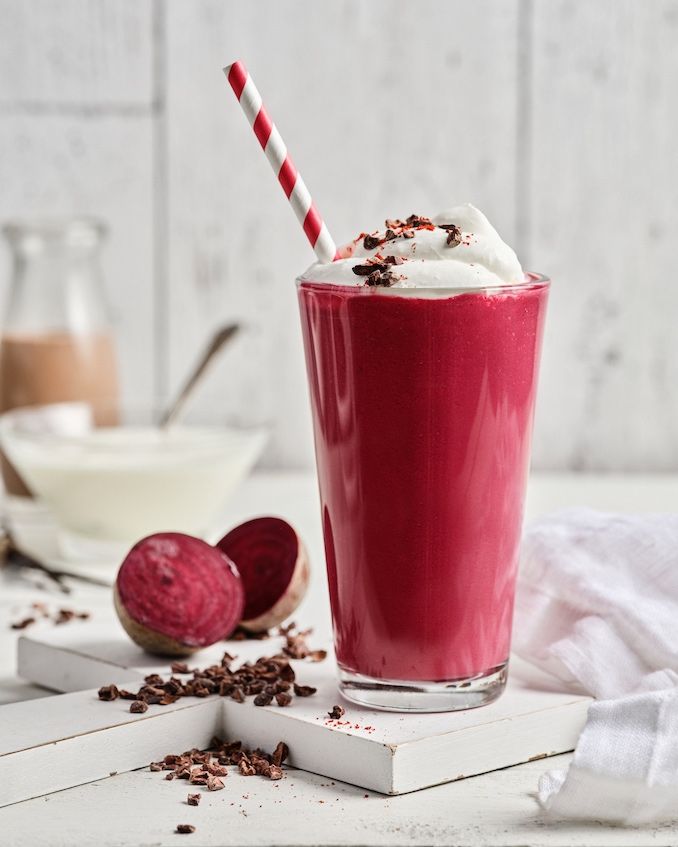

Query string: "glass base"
[338, 660, 508, 713]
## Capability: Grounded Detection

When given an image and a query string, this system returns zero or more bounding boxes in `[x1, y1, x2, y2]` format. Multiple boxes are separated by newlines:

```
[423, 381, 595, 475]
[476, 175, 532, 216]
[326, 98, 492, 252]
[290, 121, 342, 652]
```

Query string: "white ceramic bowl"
[0, 402, 267, 553]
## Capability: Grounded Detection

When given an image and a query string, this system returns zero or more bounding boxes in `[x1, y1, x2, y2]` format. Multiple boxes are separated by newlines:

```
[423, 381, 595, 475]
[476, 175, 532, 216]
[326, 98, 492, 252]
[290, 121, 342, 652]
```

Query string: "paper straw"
[224, 60, 338, 264]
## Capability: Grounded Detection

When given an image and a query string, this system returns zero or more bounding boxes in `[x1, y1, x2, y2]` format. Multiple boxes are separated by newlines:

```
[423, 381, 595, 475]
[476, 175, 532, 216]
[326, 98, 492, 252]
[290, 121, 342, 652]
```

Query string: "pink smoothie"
[298, 277, 549, 682]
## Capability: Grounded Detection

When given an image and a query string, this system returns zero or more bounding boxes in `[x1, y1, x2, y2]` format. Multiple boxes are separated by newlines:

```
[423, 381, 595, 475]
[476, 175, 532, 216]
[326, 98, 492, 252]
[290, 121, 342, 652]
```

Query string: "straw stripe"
[278, 157, 297, 198]
[223, 60, 337, 263]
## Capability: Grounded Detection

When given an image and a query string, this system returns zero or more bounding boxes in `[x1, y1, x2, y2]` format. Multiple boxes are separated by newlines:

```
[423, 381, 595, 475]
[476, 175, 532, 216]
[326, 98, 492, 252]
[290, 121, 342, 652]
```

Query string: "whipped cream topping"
[300, 204, 524, 289]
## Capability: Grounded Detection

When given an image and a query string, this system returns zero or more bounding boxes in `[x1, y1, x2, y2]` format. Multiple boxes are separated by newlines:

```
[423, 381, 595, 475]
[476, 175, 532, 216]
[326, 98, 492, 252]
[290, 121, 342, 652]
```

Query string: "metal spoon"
[158, 323, 240, 429]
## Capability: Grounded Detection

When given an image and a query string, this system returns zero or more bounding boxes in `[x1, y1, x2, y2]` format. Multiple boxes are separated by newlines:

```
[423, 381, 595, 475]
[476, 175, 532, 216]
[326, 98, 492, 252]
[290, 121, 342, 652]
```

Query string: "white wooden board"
[11, 618, 591, 802]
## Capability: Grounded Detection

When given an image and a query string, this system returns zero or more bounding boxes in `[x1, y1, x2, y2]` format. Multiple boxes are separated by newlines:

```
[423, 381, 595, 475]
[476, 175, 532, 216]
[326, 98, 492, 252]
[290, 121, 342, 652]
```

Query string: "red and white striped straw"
[224, 60, 338, 264]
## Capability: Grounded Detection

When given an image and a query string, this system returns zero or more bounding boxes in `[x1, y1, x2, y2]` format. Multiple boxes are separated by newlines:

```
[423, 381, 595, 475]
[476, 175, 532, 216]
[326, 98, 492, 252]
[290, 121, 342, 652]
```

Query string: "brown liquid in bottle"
[0, 332, 119, 495]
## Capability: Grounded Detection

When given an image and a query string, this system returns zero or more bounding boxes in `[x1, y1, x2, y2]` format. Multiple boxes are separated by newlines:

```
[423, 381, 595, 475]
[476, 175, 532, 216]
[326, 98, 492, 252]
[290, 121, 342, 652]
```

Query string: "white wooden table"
[2, 471, 678, 846]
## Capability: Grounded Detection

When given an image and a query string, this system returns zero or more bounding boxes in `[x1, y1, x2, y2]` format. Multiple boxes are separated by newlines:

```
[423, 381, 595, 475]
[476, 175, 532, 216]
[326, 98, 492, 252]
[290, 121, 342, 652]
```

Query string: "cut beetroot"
[114, 532, 244, 657]
[217, 517, 309, 633]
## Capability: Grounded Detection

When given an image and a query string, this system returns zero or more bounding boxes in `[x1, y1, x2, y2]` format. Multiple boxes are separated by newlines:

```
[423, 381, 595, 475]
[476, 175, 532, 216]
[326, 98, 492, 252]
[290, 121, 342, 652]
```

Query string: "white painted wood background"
[0, 0, 676, 470]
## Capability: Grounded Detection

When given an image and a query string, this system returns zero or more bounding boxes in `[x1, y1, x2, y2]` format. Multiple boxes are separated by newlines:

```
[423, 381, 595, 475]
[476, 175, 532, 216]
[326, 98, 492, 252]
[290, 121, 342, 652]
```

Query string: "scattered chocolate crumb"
[97, 684, 119, 702]
[328, 705, 345, 720]
[176, 824, 195, 834]
[187, 793, 201, 806]
[130, 700, 148, 714]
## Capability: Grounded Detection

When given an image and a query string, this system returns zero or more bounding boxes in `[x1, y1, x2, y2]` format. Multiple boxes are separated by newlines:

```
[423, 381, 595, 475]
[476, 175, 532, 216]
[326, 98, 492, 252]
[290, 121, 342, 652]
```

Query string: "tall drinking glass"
[298, 274, 549, 711]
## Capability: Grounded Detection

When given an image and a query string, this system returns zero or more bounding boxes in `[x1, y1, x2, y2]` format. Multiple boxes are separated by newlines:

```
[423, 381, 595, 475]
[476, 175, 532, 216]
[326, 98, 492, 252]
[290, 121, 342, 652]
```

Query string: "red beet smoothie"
[298, 278, 549, 682]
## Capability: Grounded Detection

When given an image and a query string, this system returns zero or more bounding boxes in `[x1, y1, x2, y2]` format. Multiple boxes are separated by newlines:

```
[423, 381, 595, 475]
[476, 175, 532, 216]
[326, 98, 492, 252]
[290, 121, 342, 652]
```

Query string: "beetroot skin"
[114, 532, 244, 657]
[217, 516, 309, 633]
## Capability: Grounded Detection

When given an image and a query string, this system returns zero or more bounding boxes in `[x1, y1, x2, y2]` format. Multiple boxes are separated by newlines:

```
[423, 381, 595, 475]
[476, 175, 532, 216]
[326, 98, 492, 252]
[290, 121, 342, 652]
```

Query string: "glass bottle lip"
[3, 217, 107, 252]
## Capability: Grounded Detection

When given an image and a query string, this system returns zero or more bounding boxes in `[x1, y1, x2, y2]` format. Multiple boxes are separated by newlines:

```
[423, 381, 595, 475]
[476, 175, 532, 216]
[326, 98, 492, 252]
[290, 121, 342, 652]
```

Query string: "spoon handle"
[158, 323, 241, 429]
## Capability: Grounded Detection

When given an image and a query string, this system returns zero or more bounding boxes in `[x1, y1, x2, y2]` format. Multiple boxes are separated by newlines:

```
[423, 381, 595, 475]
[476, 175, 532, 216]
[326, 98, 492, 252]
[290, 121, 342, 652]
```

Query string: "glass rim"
[296, 272, 550, 297]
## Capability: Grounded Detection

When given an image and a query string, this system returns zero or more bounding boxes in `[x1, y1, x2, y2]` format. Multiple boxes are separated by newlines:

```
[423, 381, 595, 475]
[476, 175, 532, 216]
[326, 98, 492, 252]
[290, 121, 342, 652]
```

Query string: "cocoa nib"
[10, 603, 90, 630]
[10, 617, 35, 630]
[363, 234, 380, 250]
[130, 700, 148, 714]
[328, 704, 345, 719]
[352, 261, 386, 276]
[187, 793, 201, 806]
[271, 742, 289, 767]
[365, 270, 397, 288]
[440, 223, 462, 247]
[97, 684, 119, 702]
[152, 738, 290, 788]
[176, 824, 195, 834]
[96, 622, 318, 711]
[293, 684, 317, 697]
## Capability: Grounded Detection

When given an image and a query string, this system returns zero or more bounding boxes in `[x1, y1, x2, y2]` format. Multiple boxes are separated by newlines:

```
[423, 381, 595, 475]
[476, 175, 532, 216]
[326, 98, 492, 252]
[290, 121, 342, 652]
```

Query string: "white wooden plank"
[0, 0, 153, 106]
[2, 752, 674, 847]
[15, 622, 590, 796]
[0, 113, 156, 408]
[0, 690, 222, 808]
[164, 0, 521, 468]
[528, 0, 678, 471]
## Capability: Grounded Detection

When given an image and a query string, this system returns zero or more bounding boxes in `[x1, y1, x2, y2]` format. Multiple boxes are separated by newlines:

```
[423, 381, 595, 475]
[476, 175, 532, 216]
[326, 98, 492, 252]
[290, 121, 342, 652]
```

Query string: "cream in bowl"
[0, 403, 267, 551]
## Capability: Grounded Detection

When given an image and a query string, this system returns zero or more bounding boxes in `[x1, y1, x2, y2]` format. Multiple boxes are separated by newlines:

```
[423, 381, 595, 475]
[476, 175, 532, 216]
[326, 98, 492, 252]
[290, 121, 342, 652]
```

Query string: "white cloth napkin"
[513, 508, 678, 825]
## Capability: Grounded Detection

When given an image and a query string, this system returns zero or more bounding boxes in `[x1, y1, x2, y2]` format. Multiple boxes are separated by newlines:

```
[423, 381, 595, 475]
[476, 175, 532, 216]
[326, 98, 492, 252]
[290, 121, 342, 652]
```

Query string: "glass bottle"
[0, 218, 120, 495]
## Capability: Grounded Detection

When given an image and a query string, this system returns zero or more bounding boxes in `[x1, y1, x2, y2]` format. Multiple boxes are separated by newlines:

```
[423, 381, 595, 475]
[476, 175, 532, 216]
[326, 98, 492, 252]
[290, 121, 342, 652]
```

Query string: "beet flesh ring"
[217, 516, 309, 632]
[115, 532, 244, 657]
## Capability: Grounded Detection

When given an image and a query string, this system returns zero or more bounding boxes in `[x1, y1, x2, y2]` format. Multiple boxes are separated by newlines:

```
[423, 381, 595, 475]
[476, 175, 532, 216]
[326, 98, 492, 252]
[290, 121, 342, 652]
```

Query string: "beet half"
[114, 532, 244, 657]
[217, 516, 309, 633]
